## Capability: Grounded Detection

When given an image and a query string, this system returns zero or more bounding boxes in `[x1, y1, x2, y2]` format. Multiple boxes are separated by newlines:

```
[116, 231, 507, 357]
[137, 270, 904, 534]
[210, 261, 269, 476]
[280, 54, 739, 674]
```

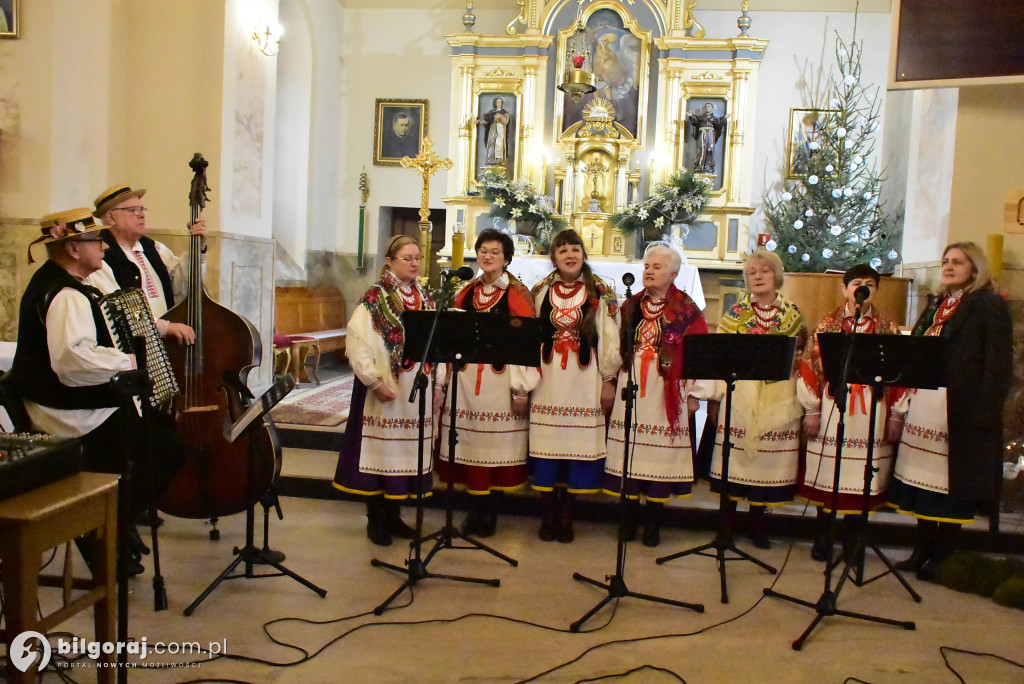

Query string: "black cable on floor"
[940, 645, 1024, 684]
[574, 663, 687, 683]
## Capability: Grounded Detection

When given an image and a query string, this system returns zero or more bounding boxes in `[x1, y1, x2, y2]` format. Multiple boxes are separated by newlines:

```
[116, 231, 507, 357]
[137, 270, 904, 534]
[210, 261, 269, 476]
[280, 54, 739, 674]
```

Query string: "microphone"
[853, 285, 871, 306]
[622, 272, 635, 287]
[441, 266, 475, 280]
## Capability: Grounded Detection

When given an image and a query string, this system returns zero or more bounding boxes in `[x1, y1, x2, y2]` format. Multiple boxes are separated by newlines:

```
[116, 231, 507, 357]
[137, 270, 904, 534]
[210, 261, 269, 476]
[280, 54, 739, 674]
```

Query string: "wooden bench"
[274, 286, 348, 384]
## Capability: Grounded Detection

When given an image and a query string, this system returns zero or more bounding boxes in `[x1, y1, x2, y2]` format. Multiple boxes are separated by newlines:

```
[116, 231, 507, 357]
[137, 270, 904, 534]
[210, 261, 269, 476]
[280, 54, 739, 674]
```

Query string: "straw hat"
[93, 184, 146, 218]
[28, 208, 105, 263]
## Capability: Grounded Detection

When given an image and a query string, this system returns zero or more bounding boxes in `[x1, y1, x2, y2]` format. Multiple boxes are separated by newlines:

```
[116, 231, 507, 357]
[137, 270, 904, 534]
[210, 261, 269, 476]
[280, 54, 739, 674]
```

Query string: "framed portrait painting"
[787, 108, 834, 178]
[1, 0, 19, 38]
[373, 99, 428, 166]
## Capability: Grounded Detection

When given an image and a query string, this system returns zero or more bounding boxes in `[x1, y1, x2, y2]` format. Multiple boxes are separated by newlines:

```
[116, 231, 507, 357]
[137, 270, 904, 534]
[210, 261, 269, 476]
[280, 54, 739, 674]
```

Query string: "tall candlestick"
[452, 229, 465, 269]
[988, 233, 1003, 281]
[540, 155, 548, 196]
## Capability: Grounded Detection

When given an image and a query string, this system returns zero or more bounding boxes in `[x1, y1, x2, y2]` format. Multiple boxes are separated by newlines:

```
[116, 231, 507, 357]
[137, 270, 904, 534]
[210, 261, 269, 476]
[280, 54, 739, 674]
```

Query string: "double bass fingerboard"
[100, 288, 181, 408]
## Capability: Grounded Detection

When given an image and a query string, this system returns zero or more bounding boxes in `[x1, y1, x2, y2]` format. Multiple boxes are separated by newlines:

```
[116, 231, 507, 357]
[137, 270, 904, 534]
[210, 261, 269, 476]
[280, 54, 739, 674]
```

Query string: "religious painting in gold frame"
[1, 0, 19, 38]
[373, 99, 428, 167]
[553, 2, 651, 145]
[786, 108, 835, 179]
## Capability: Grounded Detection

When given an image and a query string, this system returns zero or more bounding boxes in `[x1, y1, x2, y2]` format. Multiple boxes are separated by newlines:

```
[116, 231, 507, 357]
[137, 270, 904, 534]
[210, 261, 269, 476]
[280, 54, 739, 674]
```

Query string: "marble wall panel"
[152, 229, 275, 388]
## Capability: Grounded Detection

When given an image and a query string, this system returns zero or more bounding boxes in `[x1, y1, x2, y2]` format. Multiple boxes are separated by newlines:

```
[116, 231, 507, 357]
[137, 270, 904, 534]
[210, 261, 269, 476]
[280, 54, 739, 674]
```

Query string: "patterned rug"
[270, 376, 353, 428]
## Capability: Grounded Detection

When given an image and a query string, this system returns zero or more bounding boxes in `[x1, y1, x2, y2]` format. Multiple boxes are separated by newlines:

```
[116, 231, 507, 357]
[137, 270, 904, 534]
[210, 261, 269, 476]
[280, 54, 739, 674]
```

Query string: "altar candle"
[989, 233, 1003, 281]
[540, 155, 548, 195]
[452, 231, 465, 269]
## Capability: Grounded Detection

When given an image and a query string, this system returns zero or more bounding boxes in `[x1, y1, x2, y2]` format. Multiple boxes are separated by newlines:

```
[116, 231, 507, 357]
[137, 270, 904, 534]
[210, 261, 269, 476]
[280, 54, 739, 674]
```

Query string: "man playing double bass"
[88, 184, 206, 344]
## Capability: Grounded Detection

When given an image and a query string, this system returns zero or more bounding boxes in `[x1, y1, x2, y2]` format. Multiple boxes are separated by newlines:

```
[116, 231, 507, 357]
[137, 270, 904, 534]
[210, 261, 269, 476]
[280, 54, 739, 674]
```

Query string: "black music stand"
[656, 334, 796, 603]
[569, 284, 704, 632]
[184, 379, 326, 616]
[764, 333, 944, 650]
[370, 309, 540, 615]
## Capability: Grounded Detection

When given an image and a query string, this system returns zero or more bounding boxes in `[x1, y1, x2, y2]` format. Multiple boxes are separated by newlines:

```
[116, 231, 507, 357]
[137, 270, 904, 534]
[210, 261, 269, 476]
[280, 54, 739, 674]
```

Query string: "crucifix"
[401, 136, 453, 280]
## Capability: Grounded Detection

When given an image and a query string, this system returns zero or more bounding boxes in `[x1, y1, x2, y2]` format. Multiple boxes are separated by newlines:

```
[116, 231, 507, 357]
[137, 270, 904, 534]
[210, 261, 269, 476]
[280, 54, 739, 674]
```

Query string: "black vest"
[9, 260, 121, 410]
[101, 230, 176, 310]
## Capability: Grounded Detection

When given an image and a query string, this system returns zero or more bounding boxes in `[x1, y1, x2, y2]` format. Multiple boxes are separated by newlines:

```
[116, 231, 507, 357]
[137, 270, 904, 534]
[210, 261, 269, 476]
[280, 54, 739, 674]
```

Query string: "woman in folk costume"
[603, 244, 708, 547]
[529, 228, 620, 543]
[888, 242, 1011, 580]
[333, 235, 442, 547]
[693, 250, 807, 549]
[798, 264, 906, 561]
[436, 229, 539, 537]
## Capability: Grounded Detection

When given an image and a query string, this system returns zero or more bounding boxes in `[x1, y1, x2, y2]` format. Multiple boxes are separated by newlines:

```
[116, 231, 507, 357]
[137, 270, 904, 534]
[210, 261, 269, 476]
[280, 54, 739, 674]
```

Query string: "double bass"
[158, 153, 279, 519]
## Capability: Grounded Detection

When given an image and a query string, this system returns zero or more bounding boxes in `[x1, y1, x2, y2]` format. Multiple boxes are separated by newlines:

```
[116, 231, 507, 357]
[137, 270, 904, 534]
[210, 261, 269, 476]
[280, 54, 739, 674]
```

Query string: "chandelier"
[557, 0, 596, 102]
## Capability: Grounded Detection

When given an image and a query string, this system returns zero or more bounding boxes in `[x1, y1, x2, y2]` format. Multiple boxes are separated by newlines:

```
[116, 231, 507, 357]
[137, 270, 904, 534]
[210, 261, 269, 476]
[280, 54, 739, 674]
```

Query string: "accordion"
[100, 288, 180, 409]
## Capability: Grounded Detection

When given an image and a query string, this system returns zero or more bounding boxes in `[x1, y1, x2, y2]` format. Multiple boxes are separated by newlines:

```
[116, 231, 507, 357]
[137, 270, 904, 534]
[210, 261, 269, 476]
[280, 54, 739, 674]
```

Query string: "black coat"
[930, 289, 1013, 501]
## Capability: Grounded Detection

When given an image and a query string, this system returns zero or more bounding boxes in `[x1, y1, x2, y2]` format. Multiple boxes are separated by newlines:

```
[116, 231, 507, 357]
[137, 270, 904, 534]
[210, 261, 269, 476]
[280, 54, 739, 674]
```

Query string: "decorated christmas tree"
[763, 33, 901, 272]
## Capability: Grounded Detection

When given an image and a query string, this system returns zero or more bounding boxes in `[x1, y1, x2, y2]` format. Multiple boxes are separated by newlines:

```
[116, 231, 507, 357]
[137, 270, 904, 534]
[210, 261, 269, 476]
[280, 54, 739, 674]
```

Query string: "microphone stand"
[764, 295, 916, 649]
[371, 272, 500, 615]
[569, 273, 704, 631]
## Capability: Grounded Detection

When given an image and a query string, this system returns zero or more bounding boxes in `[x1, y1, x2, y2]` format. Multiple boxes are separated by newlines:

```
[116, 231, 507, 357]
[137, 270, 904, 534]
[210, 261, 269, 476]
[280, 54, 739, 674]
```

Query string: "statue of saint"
[687, 102, 727, 175]
[479, 97, 511, 168]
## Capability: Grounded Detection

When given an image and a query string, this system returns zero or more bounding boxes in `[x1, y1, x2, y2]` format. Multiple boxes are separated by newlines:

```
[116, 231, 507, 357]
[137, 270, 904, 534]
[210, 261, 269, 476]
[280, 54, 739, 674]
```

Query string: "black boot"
[556, 489, 575, 544]
[619, 498, 639, 542]
[748, 504, 771, 549]
[895, 519, 937, 572]
[538, 491, 558, 542]
[917, 522, 960, 581]
[462, 497, 483, 536]
[810, 508, 831, 562]
[365, 497, 392, 547]
[383, 499, 416, 539]
[642, 501, 664, 547]
[476, 493, 498, 538]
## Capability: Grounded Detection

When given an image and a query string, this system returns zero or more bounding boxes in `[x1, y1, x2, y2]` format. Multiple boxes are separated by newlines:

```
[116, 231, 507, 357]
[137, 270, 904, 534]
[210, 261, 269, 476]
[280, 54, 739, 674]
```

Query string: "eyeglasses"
[393, 255, 423, 263]
[111, 206, 147, 216]
[476, 248, 504, 257]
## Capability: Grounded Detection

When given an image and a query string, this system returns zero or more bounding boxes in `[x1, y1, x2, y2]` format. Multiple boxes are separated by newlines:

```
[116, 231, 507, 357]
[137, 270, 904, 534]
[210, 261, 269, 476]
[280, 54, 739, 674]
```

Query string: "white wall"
[273, 0, 314, 272]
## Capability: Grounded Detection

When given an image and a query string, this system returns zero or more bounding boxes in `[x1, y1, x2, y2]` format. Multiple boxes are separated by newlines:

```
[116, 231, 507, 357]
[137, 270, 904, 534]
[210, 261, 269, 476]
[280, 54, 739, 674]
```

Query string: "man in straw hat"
[88, 184, 205, 344]
[9, 208, 183, 574]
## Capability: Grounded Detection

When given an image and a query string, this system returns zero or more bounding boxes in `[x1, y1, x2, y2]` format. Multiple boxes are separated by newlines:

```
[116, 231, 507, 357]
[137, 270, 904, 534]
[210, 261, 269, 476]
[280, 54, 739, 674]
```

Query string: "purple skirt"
[602, 473, 693, 502]
[332, 378, 433, 499]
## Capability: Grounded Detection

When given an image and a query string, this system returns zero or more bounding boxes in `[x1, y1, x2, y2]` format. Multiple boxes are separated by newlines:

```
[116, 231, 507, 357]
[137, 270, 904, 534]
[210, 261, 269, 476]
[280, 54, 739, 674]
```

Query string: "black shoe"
[749, 532, 771, 550]
[642, 525, 661, 547]
[384, 501, 416, 539]
[895, 547, 930, 573]
[810, 536, 830, 562]
[916, 551, 949, 582]
[128, 525, 151, 556]
[367, 522, 393, 547]
[556, 522, 575, 544]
